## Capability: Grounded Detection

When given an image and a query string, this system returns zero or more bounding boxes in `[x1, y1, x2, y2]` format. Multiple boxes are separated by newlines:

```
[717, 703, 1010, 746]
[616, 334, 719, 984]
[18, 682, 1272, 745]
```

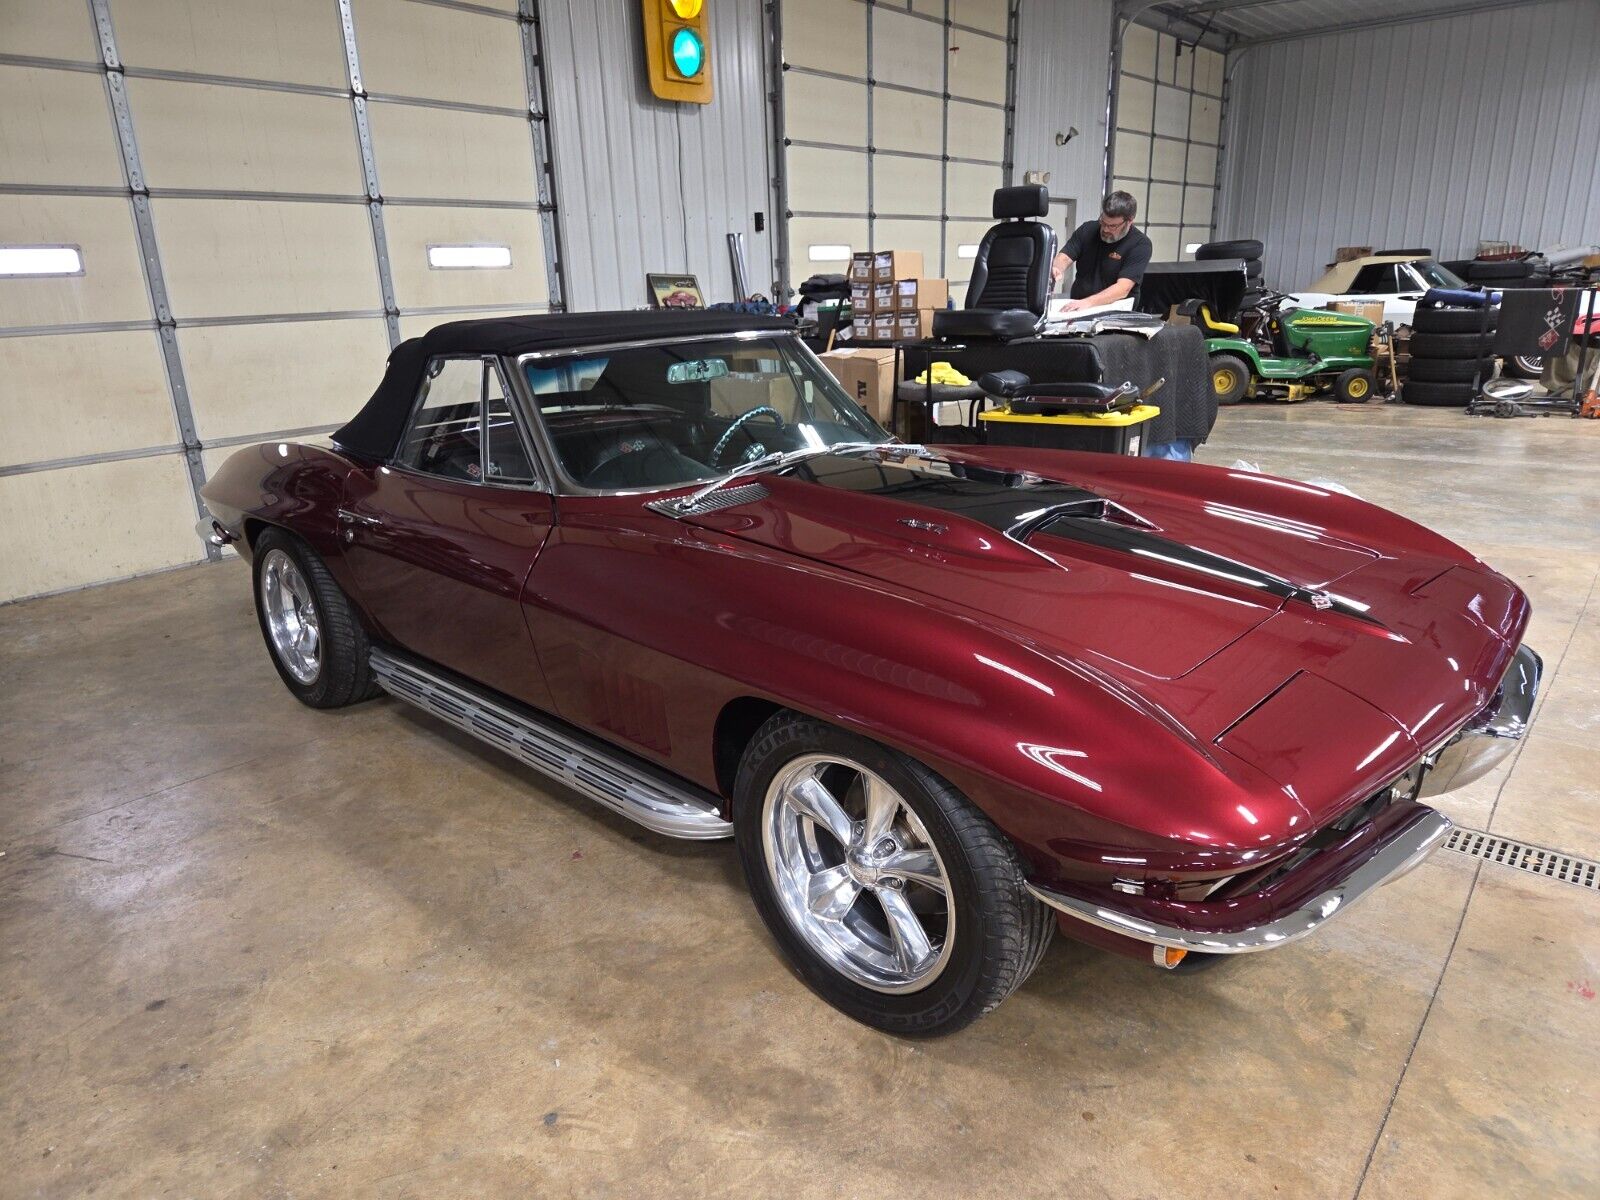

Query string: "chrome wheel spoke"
[260, 549, 322, 686]
[784, 773, 855, 849]
[878, 847, 946, 895]
[806, 864, 862, 923]
[877, 887, 936, 975]
[861, 772, 899, 847]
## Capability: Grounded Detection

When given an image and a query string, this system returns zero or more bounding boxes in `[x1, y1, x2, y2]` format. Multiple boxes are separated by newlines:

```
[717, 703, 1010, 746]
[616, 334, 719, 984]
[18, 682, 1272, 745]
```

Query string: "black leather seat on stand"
[932, 185, 1058, 342]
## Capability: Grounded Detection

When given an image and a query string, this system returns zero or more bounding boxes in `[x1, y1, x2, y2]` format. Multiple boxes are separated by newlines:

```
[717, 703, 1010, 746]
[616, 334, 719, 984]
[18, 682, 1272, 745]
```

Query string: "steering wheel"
[711, 406, 785, 467]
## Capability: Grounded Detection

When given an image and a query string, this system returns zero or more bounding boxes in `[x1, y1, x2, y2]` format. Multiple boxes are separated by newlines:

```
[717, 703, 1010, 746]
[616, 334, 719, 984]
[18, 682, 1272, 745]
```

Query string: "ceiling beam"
[1235, 0, 1561, 46]
[1170, 0, 1304, 16]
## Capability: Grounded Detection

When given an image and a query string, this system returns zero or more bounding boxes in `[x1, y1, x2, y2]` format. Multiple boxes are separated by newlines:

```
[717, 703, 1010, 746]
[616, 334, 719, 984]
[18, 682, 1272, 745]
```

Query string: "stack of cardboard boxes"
[847, 250, 950, 343]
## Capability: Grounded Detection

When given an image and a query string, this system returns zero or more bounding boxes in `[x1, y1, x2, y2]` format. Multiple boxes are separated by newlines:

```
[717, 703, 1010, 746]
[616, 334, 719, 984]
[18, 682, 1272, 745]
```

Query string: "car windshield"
[522, 335, 889, 491]
[1411, 259, 1467, 289]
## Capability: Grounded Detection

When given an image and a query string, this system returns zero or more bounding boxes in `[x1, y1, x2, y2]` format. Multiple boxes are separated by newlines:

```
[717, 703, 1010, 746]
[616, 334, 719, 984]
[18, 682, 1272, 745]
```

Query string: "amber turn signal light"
[1154, 946, 1188, 969]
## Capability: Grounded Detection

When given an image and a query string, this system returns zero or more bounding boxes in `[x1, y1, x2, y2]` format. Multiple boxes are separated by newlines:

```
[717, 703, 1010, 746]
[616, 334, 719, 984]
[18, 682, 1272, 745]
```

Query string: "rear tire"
[1503, 354, 1544, 379]
[1196, 238, 1264, 261]
[1209, 354, 1251, 405]
[1333, 367, 1377, 402]
[252, 528, 380, 708]
[734, 712, 1052, 1037]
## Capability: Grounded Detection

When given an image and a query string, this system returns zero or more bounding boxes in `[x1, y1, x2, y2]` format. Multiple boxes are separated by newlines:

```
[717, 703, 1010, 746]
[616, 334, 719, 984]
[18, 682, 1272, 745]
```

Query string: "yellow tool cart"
[979, 404, 1161, 455]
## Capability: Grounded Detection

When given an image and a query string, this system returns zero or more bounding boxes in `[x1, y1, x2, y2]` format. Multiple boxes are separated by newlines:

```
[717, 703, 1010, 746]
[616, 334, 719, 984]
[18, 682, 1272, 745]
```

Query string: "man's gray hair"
[1102, 191, 1137, 220]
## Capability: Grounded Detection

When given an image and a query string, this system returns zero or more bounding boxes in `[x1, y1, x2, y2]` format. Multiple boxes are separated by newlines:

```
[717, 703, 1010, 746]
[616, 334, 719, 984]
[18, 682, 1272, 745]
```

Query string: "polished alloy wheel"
[762, 754, 954, 993]
[259, 548, 321, 685]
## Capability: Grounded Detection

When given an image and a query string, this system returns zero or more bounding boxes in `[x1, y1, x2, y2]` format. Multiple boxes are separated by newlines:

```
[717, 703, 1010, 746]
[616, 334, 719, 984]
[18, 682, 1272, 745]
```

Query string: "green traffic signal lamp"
[671, 27, 705, 78]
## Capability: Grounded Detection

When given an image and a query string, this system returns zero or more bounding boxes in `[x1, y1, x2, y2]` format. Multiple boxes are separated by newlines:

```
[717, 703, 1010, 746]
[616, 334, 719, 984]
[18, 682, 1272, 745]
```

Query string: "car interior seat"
[931, 185, 1058, 342]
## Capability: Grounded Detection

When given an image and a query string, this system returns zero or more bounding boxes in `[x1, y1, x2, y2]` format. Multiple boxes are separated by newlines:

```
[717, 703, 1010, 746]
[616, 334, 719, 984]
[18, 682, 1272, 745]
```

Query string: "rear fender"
[200, 442, 355, 569]
[1207, 339, 1263, 373]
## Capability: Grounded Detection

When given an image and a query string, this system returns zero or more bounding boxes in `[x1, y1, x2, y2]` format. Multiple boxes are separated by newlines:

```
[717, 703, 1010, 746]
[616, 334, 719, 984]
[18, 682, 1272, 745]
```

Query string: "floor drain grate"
[1442, 827, 1599, 891]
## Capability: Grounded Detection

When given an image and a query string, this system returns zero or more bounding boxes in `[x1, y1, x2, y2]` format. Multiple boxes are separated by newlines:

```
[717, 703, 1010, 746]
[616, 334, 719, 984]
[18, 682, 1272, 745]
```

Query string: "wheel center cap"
[846, 841, 892, 887]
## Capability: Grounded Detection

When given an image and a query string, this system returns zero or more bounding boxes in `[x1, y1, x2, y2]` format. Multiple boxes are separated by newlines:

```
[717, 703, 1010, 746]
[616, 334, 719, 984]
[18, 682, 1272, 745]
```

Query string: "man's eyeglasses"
[1098, 216, 1131, 235]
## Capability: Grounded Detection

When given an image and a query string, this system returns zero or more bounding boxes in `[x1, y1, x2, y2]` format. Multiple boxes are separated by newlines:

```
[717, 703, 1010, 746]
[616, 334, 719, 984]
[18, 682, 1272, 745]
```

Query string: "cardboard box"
[894, 308, 938, 341]
[819, 347, 898, 426]
[1329, 300, 1384, 325]
[872, 282, 896, 311]
[873, 250, 923, 282]
[893, 278, 948, 313]
[1334, 245, 1374, 263]
[851, 316, 875, 341]
[871, 313, 898, 342]
[849, 251, 874, 282]
[849, 282, 874, 311]
[709, 374, 805, 423]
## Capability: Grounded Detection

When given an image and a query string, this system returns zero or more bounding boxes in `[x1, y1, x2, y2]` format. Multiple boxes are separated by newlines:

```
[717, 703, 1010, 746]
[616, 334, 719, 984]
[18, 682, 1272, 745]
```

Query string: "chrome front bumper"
[1027, 805, 1452, 956]
[1419, 643, 1541, 797]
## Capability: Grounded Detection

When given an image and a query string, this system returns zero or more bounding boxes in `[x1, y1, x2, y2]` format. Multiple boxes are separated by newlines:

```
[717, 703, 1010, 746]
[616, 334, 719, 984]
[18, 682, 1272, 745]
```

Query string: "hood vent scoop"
[1024, 505, 1386, 627]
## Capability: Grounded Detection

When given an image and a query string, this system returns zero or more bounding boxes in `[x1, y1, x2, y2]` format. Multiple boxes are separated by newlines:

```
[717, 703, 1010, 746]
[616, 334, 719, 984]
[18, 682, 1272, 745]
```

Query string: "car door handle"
[337, 509, 383, 528]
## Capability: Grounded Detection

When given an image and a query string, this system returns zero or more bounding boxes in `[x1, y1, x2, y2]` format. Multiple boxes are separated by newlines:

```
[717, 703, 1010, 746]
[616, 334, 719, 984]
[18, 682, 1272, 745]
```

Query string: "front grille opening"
[1443, 828, 1599, 891]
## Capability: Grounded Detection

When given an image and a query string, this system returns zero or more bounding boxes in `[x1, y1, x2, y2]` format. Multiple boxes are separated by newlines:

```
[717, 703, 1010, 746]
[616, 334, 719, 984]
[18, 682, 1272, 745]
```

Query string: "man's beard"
[1100, 229, 1123, 243]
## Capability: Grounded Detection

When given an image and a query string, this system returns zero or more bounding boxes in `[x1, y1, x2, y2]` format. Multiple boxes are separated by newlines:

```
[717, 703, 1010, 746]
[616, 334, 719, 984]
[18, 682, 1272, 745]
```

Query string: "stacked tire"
[1403, 305, 1498, 407]
[1196, 239, 1265, 288]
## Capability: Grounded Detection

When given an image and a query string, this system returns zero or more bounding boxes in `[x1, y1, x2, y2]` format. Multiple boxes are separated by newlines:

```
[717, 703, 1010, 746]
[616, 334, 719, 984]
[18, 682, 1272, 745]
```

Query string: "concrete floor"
[4, 402, 1598, 1199]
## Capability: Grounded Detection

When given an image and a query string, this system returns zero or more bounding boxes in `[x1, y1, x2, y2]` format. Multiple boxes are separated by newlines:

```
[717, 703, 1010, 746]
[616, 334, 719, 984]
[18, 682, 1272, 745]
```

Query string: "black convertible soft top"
[332, 310, 796, 461]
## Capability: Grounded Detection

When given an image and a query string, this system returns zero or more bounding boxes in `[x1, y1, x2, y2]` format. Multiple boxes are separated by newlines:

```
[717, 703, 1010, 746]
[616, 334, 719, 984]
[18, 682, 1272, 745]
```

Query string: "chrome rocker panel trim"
[1419, 643, 1541, 797]
[368, 647, 733, 840]
[1026, 807, 1453, 955]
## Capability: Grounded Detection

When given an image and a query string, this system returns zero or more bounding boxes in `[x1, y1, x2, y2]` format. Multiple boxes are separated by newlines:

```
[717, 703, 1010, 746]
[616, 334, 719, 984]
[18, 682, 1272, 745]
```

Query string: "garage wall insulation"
[1217, 0, 1600, 290]
[540, 0, 776, 310]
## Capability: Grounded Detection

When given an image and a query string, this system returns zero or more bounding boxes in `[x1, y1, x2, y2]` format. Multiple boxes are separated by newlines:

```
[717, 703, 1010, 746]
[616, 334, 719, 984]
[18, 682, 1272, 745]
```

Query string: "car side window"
[1349, 263, 1397, 293]
[397, 356, 538, 485]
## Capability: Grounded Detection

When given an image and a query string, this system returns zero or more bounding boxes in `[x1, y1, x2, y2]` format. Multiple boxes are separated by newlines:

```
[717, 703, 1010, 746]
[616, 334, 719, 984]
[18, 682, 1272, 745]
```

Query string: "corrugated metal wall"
[1218, 0, 1600, 289]
[1012, 0, 1112, 224]
[541, 0, 775, 311]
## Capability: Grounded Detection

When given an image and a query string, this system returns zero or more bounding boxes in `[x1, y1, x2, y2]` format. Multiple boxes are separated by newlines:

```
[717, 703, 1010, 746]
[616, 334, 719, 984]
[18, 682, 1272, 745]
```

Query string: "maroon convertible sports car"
[202, 311, 1539, 1036]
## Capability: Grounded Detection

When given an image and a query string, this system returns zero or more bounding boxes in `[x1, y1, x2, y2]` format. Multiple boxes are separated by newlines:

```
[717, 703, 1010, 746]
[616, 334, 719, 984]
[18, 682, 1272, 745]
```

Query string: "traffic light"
[642, 0, 713, 104]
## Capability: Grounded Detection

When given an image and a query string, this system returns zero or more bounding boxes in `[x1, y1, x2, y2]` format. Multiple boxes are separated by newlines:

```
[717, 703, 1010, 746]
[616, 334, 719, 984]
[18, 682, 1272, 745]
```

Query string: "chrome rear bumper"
[1419, 643, 1541, 797]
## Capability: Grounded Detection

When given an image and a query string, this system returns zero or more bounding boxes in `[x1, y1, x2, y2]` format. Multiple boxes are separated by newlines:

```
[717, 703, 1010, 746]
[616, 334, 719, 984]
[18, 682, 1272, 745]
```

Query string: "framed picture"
[647, 273, 705, 309]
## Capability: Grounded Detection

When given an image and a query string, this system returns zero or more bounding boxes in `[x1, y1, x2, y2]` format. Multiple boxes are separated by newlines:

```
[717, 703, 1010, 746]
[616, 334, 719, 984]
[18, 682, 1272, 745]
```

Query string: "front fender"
[1207, 338, 1263, 372]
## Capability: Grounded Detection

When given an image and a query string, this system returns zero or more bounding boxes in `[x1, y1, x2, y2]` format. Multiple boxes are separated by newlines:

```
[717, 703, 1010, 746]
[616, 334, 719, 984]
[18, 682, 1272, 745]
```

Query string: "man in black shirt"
[1050, 191, 1153, 312]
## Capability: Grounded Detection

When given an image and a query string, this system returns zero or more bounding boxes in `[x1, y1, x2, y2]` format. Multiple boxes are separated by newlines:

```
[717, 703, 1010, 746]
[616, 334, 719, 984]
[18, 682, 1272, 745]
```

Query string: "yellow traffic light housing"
[642, 0, 713, 104]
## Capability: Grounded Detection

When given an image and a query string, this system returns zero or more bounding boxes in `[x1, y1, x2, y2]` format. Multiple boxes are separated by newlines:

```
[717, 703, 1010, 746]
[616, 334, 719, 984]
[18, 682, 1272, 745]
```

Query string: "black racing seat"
[932, 185, 1057, 342]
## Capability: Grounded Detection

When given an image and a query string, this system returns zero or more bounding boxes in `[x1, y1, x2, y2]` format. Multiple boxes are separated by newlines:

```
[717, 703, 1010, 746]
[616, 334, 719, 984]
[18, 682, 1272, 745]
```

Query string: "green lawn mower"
[1142, 261, 1379, 404]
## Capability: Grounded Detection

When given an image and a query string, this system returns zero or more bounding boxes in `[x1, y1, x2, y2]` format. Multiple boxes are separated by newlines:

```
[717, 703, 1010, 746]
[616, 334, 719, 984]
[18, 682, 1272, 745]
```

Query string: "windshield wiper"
[669, 441, 894, 514]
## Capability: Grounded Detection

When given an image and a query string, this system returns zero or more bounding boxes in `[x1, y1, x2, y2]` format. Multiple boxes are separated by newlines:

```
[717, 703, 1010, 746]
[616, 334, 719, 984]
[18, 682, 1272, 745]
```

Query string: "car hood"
[682, 446, 1527, 806]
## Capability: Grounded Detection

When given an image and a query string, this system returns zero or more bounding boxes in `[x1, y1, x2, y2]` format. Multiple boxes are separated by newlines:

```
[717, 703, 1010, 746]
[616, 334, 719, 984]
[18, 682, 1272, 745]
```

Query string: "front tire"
[1333, 367, 1376, 403]
[252, 528, 379, 709]
[734, 713, 1052, 1037]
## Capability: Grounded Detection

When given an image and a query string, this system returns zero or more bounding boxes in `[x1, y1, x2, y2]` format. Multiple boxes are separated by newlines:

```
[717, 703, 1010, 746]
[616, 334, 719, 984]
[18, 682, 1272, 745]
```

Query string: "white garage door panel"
[1151, 136, 1187, 184]
[1111, 178, 1146, 211]
[872, 89, 943, 155]
[1194, 48, 1224, 98]
[1, 1, 95, 61]
[948, 33, 1005, 103]
[786, 146, 868, 213]
[1122, 24, 1157, 78]
[112, 0, 348, 88]
[872, 10, 946, 91]
[0, 195, 150, 328]
[1147, 227, 1179, 263]
[1, 332, 175, 468]
[129, 79, 360, 195]
[946, 161, 1002, 219]
[784, 74, 868, 147]
[1154, 86, 1189, 138]
[1183, 186, 1213, 227]
[1147, 182, 1182, 225]
[352, 0, 526, 111]
[1187, 151, 1216, 187]
[0, 455, 199, 603]
[399, 307, 529, 341]
[952, 0, 1008, 36]
[368, 103, 537, 202]
[155, 199, 379, 318]
[1117, 78, 1154, 134]
[181, 318, 392, 442]
[0, 68, 123, 188]
[946, 99, 1004, 162]
[384, 206, 547, 310]
[875, 157, 943, 217]
[1190, 96, 1221, 146]
[1113, 131, 1150, 178]
[784, 0, 867, 75]
[788, 218, 869, 268]
[871, 220, 941, 271]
